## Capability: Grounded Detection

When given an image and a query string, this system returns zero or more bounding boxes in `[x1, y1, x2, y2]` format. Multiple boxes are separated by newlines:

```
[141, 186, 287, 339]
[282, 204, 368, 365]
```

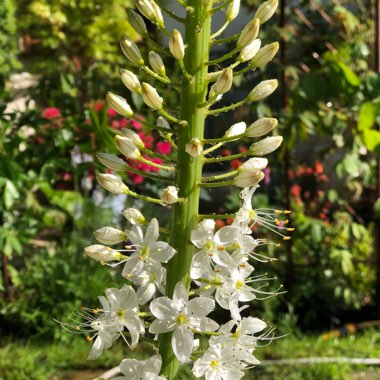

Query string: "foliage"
[16, 0, 138, 107]
[0, 0, 20, 82]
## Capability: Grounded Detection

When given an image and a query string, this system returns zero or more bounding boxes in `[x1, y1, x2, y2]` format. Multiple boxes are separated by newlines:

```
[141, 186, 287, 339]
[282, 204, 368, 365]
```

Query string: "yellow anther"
[287, 228, 295, 232]
[86, 336, 93, 342]
[93, 308, 101, 314]
[284, 210, 292, 214]
[274, 210, 283, 214]
[239, 263, 246, 268]
[75, 326, 81, 330]
[125, 245, 133, 250]
[275, 243, 281, 247]
[105, 246, 113, 251]
[208, 253, 214, 257]
[217, 246, 225, 251]
[275, 218, 280, 225]
[283, 236, 291, 241]
[283, 219, 289, 225]
[215, 268, 221, 273]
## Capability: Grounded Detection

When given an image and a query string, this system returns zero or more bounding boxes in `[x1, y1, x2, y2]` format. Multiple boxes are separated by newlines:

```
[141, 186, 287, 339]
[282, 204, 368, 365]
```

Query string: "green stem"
[208, 98, 247, 115]
[158, 2, 212, 378]
[206, 47, 238, 65]
[212, 33, 239, 45]
[198, 213, 235, 219]
[142, 66, 171, 84]
[204, 150, 249, 163]
[199, 179, 234, 187]
[127, 189, 164, 205]
[204, 132, 245, 144]
[201, 169, 238, 182]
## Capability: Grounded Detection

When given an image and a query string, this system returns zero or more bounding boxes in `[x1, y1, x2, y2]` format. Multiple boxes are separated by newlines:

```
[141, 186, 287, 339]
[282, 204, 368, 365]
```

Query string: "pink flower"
[130, 118, 143, 130]
[132, 174, 144, 185]
[111, 120, 122, 129]
[263, 166, 271, 185]
[94, 101, 105, 112]
[138, 132, 154, 149]
[42, 107, 61, 119]
[119, 118, 128, 127]
[107, 108, 117, 118]
[156, 141, 172, 155]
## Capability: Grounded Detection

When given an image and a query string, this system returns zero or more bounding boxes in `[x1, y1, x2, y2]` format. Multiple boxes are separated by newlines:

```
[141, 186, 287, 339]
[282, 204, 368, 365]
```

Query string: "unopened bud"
[234, 170, 265, 188]
[224, 121, 246, 140]
[121, 128, 144, 149]
[237, 18, 260, 48]
[120, 69, 141, 93]
[141, 83, 163, 110]
[254, 0, 278, 24]
[122, 208, 145, 225]
[169, 29, 185, 60]
[247, 79, 278, 102]
[250, 136, 283, 156]
[239, 39, 261, 62]
[85, 245, 122, 262]
[239, 157, 268, 171]
[127, 10, 147, 35]
[210, 67, 233, 97]
[94, 227, 126, 245]
[185, 138, 203, 158]
[250, 42, 279, 68]
[226, 0, 240, 21]
[97, 152, 129, 171]
[136, 0, 163, 25]
[161, 186, 179, 205]
[120, 38, 144, 65]
[115, 136, 141, 159]
[96, 173, 129, 194]
[148, 51, 166, 76]
[106, 92, 133, 118]
[246, 118, 278, 137]
[157, 116, 170, 129]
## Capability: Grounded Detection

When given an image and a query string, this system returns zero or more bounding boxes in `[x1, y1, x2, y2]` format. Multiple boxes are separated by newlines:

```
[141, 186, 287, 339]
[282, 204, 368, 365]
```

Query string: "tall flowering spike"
[70, 1, 286, 379]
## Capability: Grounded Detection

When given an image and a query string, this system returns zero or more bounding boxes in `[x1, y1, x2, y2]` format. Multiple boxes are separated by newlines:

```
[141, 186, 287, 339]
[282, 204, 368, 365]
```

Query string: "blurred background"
[0, 0, 379, 379]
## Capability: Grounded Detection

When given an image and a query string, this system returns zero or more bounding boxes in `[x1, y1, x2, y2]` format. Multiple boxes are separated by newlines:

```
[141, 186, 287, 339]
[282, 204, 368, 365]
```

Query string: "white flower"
[190, 220, 239, 279]
[224, 122, 246, 140]
[161, 186, 179, 205]
[141, 82, 163, 110]
[113, 355, 166, 380]
[185, 138, 203, 158]
[149, 282, 218, 362]
[96, 173, 129, 194]
[115, 135, 141, 160]
[238, 39, 261, 62]
[98, 285, 145, 347]
[192, 343, 245, 380]
[122, 218, 176, 278]
[87, 320, 119, 360]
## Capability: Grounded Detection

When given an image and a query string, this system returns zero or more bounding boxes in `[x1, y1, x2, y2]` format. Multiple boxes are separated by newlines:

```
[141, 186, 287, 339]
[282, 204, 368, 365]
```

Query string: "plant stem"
[158, 1, 211, 378]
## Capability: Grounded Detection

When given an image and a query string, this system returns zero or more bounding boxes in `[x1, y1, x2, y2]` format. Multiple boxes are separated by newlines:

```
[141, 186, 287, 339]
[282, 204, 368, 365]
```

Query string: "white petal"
[150, 297, 176, 319]
[187, 297, 215, 317]
[137, 282, 156, 304]
[172, 326, 193, 362]
[173, 282, 188, 305]
[241, 317, 267, 334]
[149, 319, 177, 334]
[145, 218, 159, 244]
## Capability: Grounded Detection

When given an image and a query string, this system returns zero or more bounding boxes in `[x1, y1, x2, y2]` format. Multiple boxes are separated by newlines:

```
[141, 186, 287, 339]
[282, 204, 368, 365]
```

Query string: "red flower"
[221, 149, 231, 157]
[231, 159, 242, 170]
[107, 108, 117, 118]
[138, 132, 154, 149]
[315, 160, 324, 174]
[130, 118, 143, 130]
[291, 184, 301, 197]
[132, 175, 144, 185]
[156, 141, 172, 155]
[215, 220, 225, 229]
[239, 146, 248, 153]
[94, 101, 105, 112]
[305, 167, 313, 175]
[42, 107, 61, 119]
[119, 118, 128, 127]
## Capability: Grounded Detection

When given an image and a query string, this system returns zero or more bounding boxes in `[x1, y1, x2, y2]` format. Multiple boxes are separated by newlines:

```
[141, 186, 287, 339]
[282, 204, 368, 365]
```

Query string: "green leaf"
[3, 179, 20, 209]
[362, 129, 380, 154]
[374, 198, 380, 219]
[335, 62, 360, 87]
[358, 102, 379, 131]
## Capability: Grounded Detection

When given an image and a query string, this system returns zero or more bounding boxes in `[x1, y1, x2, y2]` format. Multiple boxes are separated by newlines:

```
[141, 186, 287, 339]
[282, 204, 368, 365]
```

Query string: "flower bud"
[94, 227, 126, 245]
[115, 135, 141, 159]
[237, 18, 260, 48]
[127, 10, 147, 35]
[122, 208, 145, 225]
[148, 51, 166, 76]
[250, 136, 283, 156]
[136, 0, 163, 25]
[141, 82, 163, 110]
[120, 69, 141, 93]
[247, 79, 278, 102]
[161, 186, 179, 205]
[106, 92, 134, 118]
[226, 0, 240, 21]
[209, 67, 233, 97]
[246, 118, 278, 137]
[239, 157, 268, 171]
[224, 121, 246, 140]
[120, 38, 144, 65]
[239, 39, 261, 62]
[233, 170, 265, 188]
[169, 29, 185, 60]
[157, 116, 170, 129]
[85, 245, 123, 262]
[250, 42, 279, 68]
[185, 138, 203, 158]
[96, 173, 129, 194]
[121, 128, 144, 149]
[97, 152, 129, 171]
[254, 0, 279, 24]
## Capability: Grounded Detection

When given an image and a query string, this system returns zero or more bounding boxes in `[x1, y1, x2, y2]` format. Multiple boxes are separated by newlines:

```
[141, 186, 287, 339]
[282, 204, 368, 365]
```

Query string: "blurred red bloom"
[42, 107, 61, 119]
[231, 159, 242, 169]
[94, 101, 105, 112]
[291, 184, 301, 197]
[132, 175, 144, 185]
[138, 132, 154, 149]
[221, 149, 231, 157]
[315, 160, 324, 174]
[215, 220, 225, 229]
[107, 108, 117, 118]
[156, 141, 172, 155]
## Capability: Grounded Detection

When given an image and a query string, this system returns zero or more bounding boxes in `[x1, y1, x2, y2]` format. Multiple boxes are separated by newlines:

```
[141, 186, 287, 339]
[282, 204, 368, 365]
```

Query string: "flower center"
[236, 280, 244, 290]
[141, 246, 150, 258]
[210, 360, 220, 368]
[117, 309, 125, 319]
[176, 313, 188, 325]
